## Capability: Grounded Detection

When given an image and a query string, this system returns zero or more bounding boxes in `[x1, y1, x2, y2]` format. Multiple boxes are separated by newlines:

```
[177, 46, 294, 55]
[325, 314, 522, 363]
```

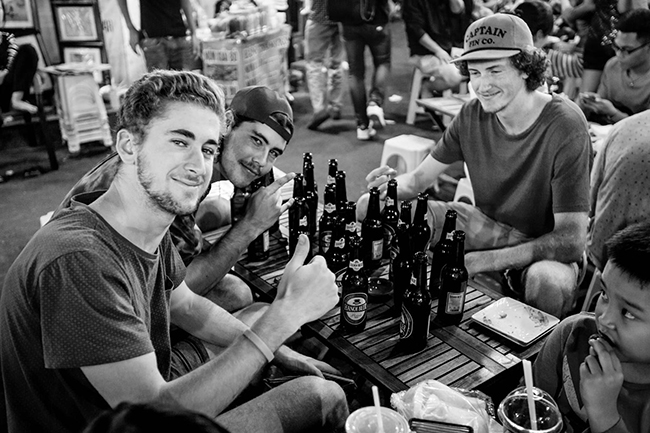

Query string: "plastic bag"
[390, 380, 502, 433]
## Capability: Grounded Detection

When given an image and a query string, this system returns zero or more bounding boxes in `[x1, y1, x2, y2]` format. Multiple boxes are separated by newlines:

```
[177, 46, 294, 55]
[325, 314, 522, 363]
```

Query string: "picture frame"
[1, 0, 35, 29]
[54, 5, 99, 42]
[63, 46, 103, 82]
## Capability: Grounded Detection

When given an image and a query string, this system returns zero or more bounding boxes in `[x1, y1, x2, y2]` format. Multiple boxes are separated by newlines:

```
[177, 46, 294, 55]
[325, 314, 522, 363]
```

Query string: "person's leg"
[305, 19, 332, 129]
[580, 35, 614, 93]
[202, 273, 254, 313]
[216, 376, 349, 433]
[141, 37, 170, 71]
[167, 36, 195, 71]
[327, 23, 344, 115]
[367, 24, 391, 108]
[521, 260, 579, 318]
[342, 25, 369, 128]
[5, 44, 38, 114]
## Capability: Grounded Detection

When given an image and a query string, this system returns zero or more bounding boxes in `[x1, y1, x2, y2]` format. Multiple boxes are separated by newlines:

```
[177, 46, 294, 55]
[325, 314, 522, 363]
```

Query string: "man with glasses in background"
[578, 8, 650, 124]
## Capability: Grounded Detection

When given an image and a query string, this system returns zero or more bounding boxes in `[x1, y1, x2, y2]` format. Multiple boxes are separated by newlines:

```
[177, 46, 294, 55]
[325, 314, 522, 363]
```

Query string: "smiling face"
[595, 262, 650, 364]
[218, 120, 286, 188]
[467, 58, 530, 116]
[134, 101, 222, 216]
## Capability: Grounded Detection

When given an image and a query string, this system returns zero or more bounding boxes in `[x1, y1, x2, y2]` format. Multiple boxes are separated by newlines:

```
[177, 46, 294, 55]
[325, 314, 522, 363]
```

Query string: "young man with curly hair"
[358, 14, 592, 318]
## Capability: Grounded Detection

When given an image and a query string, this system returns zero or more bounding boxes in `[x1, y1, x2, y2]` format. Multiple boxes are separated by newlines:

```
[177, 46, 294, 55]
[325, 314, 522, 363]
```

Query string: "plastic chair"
[581, 269, 603, 312]
[406, 67, 429, 125]
[379, 134, 434, 176]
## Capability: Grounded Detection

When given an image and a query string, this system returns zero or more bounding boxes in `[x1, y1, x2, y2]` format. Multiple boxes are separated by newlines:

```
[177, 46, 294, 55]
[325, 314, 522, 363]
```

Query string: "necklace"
[626, 69, 642, 87]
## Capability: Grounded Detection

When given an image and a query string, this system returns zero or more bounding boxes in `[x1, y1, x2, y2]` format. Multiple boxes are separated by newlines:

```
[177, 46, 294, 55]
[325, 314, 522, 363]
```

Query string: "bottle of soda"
[327, 158, 338, 185]
[303, 158, 318, 240]
[390, 203, 412, 316]
[343, 201, 359, 247]
[362, 187, 384, 270]
[335, 170, 347, 222]
[327, 214, 348, 273]
[289, 173, 312, 262]
[247, 177, 270, 262]
[318, 183, 337, 256]
[410, 192, 432, 253]
[429, 210, 457, 299]
[340, 236, 369, 333]
[436, 230, 468, 326]
[381, 179, 399, 259]
[399, 251, 431, 352]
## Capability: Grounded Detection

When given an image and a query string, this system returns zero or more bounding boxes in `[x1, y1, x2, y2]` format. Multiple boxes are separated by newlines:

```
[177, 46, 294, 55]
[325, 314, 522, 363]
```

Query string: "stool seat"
[380, 134, 434, 176]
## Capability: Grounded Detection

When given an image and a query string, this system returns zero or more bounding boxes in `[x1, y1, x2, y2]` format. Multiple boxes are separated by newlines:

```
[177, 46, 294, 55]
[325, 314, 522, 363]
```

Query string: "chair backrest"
[581, 269, 603, 312]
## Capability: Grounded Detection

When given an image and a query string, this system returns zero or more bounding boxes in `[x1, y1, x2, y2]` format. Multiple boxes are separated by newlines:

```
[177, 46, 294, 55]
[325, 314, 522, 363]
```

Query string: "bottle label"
[299, 216, 308, 227]
[324, 203, 336, 214]
[445, 232, 454, 240]
[320, 231, 332, 253]
[334, 237, 346, 249]
[445, 291, 466, 314]
[349, 259, 363, 272]
[399, 306, 413, 339]
[410, 275, 417, 286]
[345, 222, 357, 234]
[343, 293, 368, 325]
[371, 239, 383, 260]
[386, 196, 395, 207]
[327, 175, 335, 184]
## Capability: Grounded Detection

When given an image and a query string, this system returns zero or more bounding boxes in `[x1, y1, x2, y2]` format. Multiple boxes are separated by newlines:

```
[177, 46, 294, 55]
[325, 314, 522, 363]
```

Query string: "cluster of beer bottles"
[288, 154, 468, 350]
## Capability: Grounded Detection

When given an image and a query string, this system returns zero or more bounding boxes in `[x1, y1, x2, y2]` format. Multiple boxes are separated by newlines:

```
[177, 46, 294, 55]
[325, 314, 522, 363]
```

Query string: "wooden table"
[214, 222, 546, 396]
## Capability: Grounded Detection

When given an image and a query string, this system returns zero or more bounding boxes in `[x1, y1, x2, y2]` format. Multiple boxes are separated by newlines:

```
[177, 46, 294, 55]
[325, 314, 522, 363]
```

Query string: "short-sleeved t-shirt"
[140, 0, 188, 38]
[431, 94, 591, 238]
[598, 56, 650, 116]
[0, 191, 186, 432]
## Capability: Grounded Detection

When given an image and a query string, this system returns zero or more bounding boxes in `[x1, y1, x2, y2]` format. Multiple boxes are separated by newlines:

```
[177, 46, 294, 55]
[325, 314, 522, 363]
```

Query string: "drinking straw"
[372, 385, 385, 433]
[522, 359, 538, 430]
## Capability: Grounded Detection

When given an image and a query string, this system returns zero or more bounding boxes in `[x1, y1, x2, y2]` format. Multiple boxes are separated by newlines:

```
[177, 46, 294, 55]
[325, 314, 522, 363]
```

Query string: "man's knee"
[524, 260, 577, 317]
[297, 376, 349, 429]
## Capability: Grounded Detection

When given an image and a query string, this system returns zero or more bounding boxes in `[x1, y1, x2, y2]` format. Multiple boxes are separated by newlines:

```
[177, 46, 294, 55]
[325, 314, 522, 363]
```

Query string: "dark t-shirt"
[0, 192, 185, 432]
[141, 0, 188, 38]
[431, 94, 591, 238]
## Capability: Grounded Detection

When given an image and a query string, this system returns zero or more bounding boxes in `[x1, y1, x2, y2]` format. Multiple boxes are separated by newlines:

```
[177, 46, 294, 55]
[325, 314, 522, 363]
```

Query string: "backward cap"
[451, 14, 534, 63]
[230, 86, 294, 142]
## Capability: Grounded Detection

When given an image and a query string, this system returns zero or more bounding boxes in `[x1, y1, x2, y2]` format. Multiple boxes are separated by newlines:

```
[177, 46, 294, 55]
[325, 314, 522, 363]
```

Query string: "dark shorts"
[582, 34, 615, 71]
[170, 328, 210, 380]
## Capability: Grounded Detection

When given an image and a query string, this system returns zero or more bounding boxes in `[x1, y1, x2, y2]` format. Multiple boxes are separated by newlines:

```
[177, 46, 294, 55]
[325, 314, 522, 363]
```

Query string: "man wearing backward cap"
[359, 13, 592, 318]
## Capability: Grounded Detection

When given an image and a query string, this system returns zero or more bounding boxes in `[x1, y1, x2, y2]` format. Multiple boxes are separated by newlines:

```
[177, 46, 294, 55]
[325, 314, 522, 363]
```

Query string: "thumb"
[286, 234, 310, 273]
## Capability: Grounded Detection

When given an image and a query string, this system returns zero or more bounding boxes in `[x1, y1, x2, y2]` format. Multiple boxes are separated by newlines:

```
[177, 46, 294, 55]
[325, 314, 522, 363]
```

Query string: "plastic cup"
[345, 407, 409, 433]
[497, 386, 564, 433]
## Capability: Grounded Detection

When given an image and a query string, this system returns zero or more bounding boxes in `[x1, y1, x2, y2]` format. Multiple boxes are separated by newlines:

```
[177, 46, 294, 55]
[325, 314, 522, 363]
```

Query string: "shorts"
[582, 34, 615, 71]
[170, 328, 210, 380]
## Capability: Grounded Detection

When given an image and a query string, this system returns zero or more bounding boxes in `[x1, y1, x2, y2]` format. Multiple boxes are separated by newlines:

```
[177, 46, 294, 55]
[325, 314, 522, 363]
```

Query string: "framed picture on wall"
[1, 0, 35, 29]
[54, 5, 99, 42]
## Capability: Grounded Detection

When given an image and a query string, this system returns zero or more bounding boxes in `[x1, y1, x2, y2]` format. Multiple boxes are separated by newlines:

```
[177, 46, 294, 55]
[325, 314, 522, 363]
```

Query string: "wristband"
[243, 328, 275, 363]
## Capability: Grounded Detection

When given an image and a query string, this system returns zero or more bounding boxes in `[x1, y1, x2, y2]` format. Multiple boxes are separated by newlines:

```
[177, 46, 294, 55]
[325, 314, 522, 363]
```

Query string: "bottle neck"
[304, 166, 316, 192]
[293, 175, 305, 198]
[399, 204, 412, 226]
[385, 184, 398, 210]
[451, 236, 465, 266]
[414, 199, 427, 222]
[367, 192, 381, 220]
[441, 216, 457, 241]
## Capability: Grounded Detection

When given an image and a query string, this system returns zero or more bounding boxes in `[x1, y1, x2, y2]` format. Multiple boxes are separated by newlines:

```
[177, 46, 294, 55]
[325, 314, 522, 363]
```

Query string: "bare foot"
[11, 100, 38, 114]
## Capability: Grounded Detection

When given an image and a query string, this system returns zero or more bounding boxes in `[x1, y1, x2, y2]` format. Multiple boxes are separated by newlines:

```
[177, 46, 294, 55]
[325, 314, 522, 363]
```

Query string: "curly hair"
[456, 47, 550, 92]
[117, 69, 226, 144]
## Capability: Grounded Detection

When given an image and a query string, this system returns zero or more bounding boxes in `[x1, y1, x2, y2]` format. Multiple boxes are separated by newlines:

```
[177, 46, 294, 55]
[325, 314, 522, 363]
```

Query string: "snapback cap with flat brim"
[230, 86, 294, 142]
[451, 13, 534, 63]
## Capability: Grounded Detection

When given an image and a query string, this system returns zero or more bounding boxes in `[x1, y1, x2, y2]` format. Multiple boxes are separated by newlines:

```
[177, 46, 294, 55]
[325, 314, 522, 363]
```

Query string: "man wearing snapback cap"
[359, 13, 592, 318]
[54, 85, 295, 315]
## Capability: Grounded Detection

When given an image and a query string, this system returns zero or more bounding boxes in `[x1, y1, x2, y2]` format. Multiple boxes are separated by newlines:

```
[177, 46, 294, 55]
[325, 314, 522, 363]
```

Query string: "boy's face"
[595, 262, 650, 364]
[467, 58, 529, 116]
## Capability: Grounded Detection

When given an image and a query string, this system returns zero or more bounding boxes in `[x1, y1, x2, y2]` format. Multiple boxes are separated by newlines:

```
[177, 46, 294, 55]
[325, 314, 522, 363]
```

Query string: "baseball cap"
[230, 86, 294, 142]
[451, 13, 534, 63]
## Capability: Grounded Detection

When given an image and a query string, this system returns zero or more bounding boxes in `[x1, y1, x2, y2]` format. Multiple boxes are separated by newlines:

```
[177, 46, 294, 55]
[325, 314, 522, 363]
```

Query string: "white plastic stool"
[406, 68, 429, 125]
[380, 134, 434, 175]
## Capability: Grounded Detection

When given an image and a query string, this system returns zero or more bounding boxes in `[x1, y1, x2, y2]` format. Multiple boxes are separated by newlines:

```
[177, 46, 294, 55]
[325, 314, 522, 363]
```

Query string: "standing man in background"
[117, 0, 201, 71]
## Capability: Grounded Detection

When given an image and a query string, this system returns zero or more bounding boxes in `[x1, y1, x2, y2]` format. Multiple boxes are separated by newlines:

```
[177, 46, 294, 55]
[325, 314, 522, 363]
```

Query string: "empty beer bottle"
[410, 192, 432, 253]
[399, 251, 431, 352]
[390, 204, 413, 316]
[247, 177, 270, 262]
[340, 236, 369, 333]
[303, 159, 318, 239]
[381, 179, 399, 259]
[335, 170, 347, 221]
[327, 215, 348, 273]
[436, 230, 468, 326]
[319, 183, 337, 256]
[230, 186, 250, 225]
[362, 187, 384, 270]
[327, 158, 338, 185]
[289, 173, 312, 262]
[343, 201, 359, 247]
[429, 210, 457, 299]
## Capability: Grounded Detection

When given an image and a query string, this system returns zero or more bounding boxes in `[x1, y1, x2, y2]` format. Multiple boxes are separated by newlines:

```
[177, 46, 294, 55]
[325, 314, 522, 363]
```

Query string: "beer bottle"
[327, 158, 338, 185]
[247, 177, 270, 262]
[303, 159, 318, 240]
[327, 213, 348, 273]
[436, 230, 468, 326]
[361, 187, 384, 270]
[289, 173, 312, 262]
[318, 183, 337, 256]
[399, 251, 431, 352]
[266, 168, 281, 235]
[343, 201, 359, 247]
[429, 210, 457, 299]
[381, 179, 399, 259]
[410, 192, 432, 253]
[335, 170, 347, 222]
[390, 203, 412, 316]
[340, 236, 369, 333]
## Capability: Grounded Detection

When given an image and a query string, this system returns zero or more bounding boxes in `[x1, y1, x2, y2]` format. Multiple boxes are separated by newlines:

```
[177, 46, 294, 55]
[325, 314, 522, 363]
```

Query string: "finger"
[266, 172, 297, 195]
[584, 354, 603, 375]
[285, 234, 310, 274]
[590, 340, 615, 371]
[365, 166, 393, 183]
[280, 198, 295, 214]
[312, 360, 341, 376]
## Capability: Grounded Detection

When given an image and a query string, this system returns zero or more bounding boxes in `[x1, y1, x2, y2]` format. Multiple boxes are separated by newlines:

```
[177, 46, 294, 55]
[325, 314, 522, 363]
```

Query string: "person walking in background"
[117, 0, 201, 71]
[301, 0, 344, 131]
[341, 0, 392, 141]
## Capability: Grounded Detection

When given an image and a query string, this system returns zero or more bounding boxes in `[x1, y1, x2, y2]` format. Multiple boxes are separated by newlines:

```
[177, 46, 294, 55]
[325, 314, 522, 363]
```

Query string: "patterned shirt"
[588, 110, 650, 270]
[309, 0, 336, 25]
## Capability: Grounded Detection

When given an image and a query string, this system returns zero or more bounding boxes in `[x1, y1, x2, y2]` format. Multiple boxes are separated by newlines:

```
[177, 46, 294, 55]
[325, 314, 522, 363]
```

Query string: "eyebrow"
[602, 279, 647, 313]
[170, 128, 219, 146]
[252, 130, 284, 156]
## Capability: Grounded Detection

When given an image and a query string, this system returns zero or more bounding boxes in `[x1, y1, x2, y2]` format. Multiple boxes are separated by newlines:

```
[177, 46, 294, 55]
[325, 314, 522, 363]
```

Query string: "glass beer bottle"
[327, 158, 338, 185]
[362, 187, 384, 270]
[390, 203, 412, 316]
[247, 177, 270, 262]
[319, 183, 337, 256]
[340, 236, 369, 333]
[429, 210, 457, 299]
[436, 230, 468, 326]
[381, 179, 399, 259]
[289, 174, 312, 262]
[399, 251, 431, 352]
[410, 192, 432, 253]
[327, 215, 349, 273]
[343, 201, 359, 247]
[335, 170, 347, 222]
[303, 157, 318, 240]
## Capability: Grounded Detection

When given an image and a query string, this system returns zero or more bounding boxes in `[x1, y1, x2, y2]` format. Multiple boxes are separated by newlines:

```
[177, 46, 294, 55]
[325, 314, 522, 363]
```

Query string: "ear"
[115, 129, 138, 165]
[224, 110, 235, 136]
